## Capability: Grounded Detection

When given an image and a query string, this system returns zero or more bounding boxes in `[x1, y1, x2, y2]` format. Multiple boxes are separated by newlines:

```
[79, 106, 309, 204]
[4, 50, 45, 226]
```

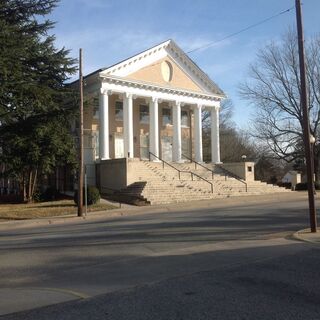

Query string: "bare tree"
[240, 29, 320, 178]
[202, 99, 257, 162]
[202, 98, 234, 129]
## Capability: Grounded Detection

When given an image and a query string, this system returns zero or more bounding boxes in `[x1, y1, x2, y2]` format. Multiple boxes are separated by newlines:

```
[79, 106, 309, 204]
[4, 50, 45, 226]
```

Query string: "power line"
[187, 6, 295, 54]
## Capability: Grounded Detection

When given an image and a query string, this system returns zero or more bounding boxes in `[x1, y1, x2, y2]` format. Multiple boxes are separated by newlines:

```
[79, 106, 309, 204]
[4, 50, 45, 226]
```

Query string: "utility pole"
[78, 48, 84, 217]
[295, 0, 317, 232]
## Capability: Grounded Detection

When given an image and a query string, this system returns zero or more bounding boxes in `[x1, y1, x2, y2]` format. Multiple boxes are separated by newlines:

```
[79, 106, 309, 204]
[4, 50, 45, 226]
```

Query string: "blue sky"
[49, 0, 320, 128]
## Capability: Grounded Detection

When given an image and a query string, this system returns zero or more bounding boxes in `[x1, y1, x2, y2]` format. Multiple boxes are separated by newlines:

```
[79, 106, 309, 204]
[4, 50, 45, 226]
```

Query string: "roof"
[70, 39, 225, 97]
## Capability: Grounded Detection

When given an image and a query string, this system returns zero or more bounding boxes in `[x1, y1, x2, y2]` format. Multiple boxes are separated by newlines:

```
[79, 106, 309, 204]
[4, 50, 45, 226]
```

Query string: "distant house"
[282, 170, 301, 187]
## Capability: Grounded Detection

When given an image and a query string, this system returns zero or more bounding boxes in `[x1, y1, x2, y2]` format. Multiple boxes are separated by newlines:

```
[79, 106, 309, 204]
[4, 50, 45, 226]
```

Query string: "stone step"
[114, 160, 291, 205]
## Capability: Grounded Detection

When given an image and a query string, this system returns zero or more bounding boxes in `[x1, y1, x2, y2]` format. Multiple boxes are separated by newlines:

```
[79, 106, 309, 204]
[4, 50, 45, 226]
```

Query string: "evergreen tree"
[0, 0, 77, 202]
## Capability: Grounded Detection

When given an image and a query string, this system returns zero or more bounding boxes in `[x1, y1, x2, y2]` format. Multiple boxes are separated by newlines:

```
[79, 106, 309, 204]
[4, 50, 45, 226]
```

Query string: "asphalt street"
[0, 192, 319, 319]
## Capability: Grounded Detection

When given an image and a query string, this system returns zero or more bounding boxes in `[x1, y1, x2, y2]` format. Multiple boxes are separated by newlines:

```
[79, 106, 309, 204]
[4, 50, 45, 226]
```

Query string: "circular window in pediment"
[161, 60, 173, 82]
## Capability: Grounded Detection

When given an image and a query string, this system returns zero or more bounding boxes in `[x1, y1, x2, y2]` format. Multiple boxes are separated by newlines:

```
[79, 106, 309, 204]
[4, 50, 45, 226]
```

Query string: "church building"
[76, 40, 225, 189]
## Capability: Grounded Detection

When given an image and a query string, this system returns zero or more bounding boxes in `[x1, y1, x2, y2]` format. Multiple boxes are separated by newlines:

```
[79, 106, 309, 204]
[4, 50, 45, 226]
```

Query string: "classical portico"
[50, 33, 278, 202]
[76, 38, 226, 190]
[55, 39, 279, 201]
[98, 78, 221, 163]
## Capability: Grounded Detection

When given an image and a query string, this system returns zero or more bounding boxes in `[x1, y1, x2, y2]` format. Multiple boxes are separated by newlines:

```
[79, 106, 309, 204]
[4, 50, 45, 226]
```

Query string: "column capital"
[151, 97, 159, 103]
[100, 89, 112, 95]
[194, 104, 203, 110]
[123, 92, 133, 99]
[174, 101, 182, 107]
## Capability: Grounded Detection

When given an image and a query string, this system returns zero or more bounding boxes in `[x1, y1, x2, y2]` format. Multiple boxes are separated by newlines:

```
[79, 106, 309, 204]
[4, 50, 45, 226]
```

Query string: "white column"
[150, 97, 159, 160]
[99, 90, 110, 160]
[211, 106, 221, 163]
[194, 104, 203, 163]
[123, 93, 134, 158]
[173, 101, 182, 162]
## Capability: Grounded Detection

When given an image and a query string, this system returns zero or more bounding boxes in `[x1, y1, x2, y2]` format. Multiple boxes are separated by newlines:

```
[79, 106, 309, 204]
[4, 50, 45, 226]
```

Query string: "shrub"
[42, 187, 60, 201]
[74, 186, 100, 205]
[295, 183, 308, 190]
[277, 182, 292, 189]
[33, 187, 60, 202]
[33, 189, 42, 202]
[295, 182, 320, 191]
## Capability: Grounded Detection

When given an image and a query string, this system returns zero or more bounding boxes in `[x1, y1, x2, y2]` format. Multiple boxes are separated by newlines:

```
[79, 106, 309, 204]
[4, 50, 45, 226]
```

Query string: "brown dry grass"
[0, 200, 116, 220]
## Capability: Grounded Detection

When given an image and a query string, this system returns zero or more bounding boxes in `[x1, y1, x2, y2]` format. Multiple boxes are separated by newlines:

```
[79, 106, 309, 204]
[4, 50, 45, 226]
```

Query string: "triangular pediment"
[127, 56, 204, 92]
[100, 40, 224, 97]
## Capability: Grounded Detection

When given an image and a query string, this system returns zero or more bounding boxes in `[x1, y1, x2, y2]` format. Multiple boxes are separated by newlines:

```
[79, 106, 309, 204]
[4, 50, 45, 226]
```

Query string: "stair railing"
[149, 152, 189, 180]
[149, 152, 214, 193]
[190, 172, 214, 193]
[215, 163, 248, 192]
[182, 154, 247, 193]
[182, 154, 214, 179]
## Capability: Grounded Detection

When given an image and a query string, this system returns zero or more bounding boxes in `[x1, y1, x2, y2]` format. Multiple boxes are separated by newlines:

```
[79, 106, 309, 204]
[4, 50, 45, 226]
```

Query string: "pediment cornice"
[100, 40, 225, 97]
[99, 75, 222, 103]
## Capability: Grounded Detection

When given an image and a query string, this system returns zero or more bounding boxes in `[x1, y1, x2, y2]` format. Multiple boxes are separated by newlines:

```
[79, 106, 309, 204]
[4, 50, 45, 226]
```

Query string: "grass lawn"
[0, 200, 117, 221]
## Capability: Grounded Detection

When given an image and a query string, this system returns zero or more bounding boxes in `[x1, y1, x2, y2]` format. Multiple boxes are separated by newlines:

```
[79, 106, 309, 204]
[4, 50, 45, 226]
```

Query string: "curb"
[292, 229, 320, 244]
[0, 204, 172, 230]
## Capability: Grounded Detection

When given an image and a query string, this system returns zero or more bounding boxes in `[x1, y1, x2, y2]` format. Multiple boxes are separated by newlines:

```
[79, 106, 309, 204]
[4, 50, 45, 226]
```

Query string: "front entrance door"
[161, 136, 172, 162]
[140, 134, 149, 159]
[182, 137, 191, 159]
[114, 133, 124, 158]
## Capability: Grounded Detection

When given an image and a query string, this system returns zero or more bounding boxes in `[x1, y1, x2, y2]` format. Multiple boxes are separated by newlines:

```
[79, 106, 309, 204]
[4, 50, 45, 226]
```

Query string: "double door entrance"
[113, 134, 190, 161]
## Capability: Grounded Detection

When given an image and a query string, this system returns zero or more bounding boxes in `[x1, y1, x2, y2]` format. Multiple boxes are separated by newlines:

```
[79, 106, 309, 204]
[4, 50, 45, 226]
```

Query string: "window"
[161, 60, 173, 82]
[181, 110, 189, 127]
[93, 97, 99, 119]
[162, 108, 171, 126]
[115, 101, 123, 121]
[140, 105, 149, 124]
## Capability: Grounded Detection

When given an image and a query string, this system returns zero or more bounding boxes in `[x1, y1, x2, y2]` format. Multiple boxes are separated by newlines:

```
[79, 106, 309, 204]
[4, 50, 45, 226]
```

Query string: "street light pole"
[295, 0, 317, 232]
[78, 48, 84, 217]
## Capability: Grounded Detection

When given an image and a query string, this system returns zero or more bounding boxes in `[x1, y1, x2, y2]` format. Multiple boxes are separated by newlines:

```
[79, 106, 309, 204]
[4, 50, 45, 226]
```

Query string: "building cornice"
[99, 74, 224, 102]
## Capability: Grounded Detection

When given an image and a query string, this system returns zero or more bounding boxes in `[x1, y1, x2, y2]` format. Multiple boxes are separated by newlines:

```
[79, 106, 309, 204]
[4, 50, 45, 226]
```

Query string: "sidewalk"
[0, 192, 317, 232]
[293, 229, 320, 244]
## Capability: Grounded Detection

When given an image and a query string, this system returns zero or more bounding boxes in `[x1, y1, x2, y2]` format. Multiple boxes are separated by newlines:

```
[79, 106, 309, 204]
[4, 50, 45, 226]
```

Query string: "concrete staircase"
[114, 160, 290, 205]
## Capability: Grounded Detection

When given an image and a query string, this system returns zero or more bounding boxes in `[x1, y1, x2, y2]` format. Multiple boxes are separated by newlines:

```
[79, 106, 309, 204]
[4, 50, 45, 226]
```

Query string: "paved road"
[0, 193, 319, 319]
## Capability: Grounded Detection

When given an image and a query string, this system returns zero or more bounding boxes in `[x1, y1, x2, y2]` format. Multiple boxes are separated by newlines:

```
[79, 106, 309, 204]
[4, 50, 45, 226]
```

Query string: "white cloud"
[76, 0, 112, 9]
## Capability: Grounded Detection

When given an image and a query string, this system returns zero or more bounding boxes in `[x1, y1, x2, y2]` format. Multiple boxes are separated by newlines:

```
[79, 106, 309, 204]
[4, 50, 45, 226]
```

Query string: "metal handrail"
[149, 152, 190, 180]
[149, 152, 214, 193]
[215, 163, 248, 192]
[182, 154, 247, 192]
[182, 154, 214, 179]
[190, 172, 214, 193]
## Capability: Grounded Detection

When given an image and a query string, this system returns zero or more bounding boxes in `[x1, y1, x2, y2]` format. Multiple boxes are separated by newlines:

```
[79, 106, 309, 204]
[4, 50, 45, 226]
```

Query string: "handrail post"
[211, 184, 213, 193]
[178, 171, 181, 180]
